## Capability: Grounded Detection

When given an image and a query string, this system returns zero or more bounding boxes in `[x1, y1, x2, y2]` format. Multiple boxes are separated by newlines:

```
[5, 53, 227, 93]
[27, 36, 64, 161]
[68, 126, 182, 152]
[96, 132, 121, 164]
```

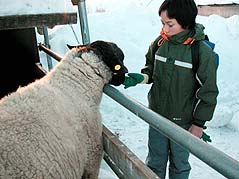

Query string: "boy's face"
[160, 10, 185, 38]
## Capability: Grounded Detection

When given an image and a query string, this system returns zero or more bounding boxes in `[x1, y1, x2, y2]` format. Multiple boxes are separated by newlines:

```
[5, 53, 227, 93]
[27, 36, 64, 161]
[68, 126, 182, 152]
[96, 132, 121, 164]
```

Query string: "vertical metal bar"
[43, 26, 53, 70]
[77, 0, 90, 44]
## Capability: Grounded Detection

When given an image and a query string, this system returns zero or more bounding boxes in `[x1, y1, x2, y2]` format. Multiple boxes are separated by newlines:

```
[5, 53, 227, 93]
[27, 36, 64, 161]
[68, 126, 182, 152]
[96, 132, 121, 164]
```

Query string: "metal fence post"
[42, 26, 53, 71]
[72, 0, 90, 45]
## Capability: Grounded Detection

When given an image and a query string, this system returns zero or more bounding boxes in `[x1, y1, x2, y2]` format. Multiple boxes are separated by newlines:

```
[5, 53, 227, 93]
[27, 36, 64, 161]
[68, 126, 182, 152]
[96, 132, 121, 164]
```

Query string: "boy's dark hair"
[158, 0, 198, 29]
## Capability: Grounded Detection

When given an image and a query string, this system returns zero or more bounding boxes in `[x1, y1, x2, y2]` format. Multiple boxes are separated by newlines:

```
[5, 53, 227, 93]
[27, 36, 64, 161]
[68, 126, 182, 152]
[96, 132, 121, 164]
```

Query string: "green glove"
[123, 73, 145, 89]
[201, 132, 212, 143]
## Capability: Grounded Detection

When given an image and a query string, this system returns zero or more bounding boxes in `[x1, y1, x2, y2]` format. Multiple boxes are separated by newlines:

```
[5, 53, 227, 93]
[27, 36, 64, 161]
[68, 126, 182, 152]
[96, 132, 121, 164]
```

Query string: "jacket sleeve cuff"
[140, 74, 149, 84]
[193, 120, 206, 128]
[141, 68, 153, 84]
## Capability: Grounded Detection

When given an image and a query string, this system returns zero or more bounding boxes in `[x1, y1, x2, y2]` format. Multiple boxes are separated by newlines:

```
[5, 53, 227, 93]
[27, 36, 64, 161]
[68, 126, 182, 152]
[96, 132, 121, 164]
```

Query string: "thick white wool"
[0, 48, 112, 178]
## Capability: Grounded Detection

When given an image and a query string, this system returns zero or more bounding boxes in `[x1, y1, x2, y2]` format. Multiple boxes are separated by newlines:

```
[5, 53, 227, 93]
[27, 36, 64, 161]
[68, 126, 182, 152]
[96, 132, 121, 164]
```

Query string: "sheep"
[0, 40, 128, 179]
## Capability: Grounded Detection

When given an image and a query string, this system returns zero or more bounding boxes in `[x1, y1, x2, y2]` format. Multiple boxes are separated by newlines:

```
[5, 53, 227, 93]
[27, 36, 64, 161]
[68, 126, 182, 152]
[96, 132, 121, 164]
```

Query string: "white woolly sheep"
[0, 40, 127, 179]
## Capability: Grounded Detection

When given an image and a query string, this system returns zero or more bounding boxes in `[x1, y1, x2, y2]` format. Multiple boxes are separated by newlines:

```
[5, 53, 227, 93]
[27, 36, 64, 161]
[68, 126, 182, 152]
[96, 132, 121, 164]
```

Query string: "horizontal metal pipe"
[103, 84, 239, 179]
[38, 43, 62, 62]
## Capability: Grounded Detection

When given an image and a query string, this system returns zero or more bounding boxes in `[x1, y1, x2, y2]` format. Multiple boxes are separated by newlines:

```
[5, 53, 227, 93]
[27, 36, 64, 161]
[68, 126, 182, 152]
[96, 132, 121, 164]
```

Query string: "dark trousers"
[146, 125, 191, 179]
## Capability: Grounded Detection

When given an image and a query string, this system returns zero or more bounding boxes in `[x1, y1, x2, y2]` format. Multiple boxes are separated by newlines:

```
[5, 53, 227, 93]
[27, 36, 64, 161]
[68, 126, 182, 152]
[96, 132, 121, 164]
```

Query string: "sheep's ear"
[66, 44, 90, 50]
[67, 44, 77, 49]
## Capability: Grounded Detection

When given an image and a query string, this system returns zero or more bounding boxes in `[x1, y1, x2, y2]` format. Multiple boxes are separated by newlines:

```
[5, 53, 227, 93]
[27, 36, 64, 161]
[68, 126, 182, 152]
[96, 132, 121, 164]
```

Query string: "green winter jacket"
[141, 23, 219, 127]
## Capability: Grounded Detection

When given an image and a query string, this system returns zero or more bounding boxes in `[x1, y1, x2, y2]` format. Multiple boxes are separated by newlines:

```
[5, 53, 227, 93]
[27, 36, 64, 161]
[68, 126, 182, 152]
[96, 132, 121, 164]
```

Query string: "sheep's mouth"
[110, 73, 126, 86]
[109, 63, 128, 86]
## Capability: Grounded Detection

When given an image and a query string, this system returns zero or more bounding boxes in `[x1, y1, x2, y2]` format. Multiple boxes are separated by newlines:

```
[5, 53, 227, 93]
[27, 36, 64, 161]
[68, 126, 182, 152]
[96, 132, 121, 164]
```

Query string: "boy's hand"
[123, 73, 145, 89]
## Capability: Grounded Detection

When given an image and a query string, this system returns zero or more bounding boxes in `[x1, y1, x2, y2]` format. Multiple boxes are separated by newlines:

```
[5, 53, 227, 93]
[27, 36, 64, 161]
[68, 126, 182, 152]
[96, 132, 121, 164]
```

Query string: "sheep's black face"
[90, 40, 128, 86]
[67, 41, 128, 86]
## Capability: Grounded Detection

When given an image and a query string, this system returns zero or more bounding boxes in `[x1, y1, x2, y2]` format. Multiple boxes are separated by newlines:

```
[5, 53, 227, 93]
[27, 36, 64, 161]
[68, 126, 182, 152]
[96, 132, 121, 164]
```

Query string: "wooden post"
[103, 126, 160, 179]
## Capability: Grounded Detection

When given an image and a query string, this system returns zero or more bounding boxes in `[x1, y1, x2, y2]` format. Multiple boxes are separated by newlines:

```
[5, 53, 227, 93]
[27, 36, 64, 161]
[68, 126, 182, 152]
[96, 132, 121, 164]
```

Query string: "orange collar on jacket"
[157, 29, 168, 47]
[183, 37, 195, 45]
[160, 28, 169, 41]
[158, 29, 195, 47]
